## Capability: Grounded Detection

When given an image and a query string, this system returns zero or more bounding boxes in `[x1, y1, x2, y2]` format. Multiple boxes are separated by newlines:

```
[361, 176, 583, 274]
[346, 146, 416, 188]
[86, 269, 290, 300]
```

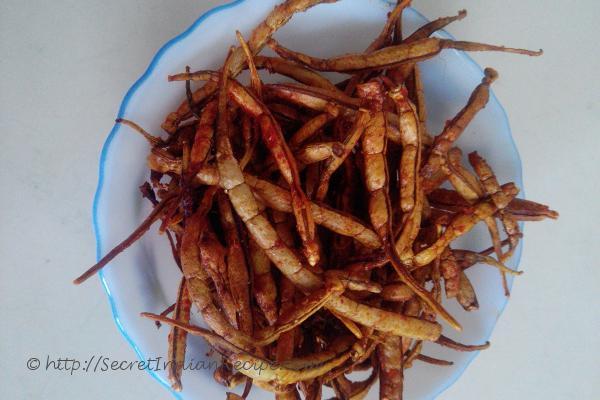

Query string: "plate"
[93, 1, 524, 398]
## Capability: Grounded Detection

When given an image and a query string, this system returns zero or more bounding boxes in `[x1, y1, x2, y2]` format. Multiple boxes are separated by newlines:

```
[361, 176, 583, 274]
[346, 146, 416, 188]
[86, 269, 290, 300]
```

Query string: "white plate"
[93, 1, 523, 398]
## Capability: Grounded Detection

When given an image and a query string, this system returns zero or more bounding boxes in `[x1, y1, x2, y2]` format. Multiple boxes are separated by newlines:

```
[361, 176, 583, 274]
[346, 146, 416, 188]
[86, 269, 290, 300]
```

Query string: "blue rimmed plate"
[93, 0, 523, 398]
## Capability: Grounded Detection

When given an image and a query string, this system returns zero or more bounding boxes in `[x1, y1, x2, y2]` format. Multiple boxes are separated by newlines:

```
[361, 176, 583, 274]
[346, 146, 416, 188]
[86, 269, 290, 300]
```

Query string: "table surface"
[1, 1, 598, 399]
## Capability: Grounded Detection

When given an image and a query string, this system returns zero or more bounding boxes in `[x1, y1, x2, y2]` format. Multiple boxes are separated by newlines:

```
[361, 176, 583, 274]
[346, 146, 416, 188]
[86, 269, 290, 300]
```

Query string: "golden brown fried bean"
[190, 100, 218, 171]
[236, 31, 262, 98]
[326, 296, 441, 341]
[248, 238, 278, 325]
[415, 354, 453, 366]
[255, 56, 339, 92]
[268, 37, 541, 73]
[435, 335, 490, 352]
[116, 118, 163, 146]
[217, 192, 254, 334]
[167, 278, 192, 391]
[422, 68, 498, 181]
[378, 334, 404, 400]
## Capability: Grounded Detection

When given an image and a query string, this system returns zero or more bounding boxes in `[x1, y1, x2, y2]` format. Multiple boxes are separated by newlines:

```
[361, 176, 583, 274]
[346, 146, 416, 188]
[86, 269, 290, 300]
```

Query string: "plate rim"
[92, 1, 525, 399]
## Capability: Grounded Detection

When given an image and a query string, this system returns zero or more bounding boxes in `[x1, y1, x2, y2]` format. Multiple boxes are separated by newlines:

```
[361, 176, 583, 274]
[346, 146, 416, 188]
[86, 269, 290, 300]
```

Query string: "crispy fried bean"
[167, 278, 192, 391]
[435, 334, 490, 352]
[268, 37, 541, 73]
[422, 68, 498, 181]
[248, 238, 278, 325]
[217, 191, 254, 334]
[378, 334, 404, 400]
[255, 56, 339, 92]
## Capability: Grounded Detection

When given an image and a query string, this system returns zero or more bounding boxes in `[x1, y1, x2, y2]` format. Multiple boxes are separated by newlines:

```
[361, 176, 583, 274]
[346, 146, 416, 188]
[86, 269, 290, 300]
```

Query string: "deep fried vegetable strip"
[268, 37, 541, 73]
[422, 68, 498, 181]
[378, 334, 404, 400]
[190, 100, 218, 171]
[326, 296, 440, 340]
[141, 312, 246, 356]
[167, 278, 192, 391]
[199, 229, 238, 327]
[415, 354, 453, 366]
[255, 56, 339, 92]
[407, 10, 467, 42]
[236, 31, 262, 98]
[116, 118, 163, 146]
[239, 114, 256, 170]
[264, 82, 361, 109]
[428, 186, 558, 221]
[217, 191, 253, 334]
[275, 275, 297, 365]
[435, 335, 490, 352]
[73, 193, 176, 284]
[506, 198, 559, 220]
[248, 238, 278, 325]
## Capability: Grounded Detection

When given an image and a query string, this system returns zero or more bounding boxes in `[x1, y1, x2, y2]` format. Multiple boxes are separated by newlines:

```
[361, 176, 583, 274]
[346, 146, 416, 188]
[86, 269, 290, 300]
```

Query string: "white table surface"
[1, 0, 598, 399]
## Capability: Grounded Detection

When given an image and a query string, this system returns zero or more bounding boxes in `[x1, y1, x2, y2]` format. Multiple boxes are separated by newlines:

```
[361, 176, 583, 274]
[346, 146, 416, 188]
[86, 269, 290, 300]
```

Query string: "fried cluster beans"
[75, 1, 556, 398]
